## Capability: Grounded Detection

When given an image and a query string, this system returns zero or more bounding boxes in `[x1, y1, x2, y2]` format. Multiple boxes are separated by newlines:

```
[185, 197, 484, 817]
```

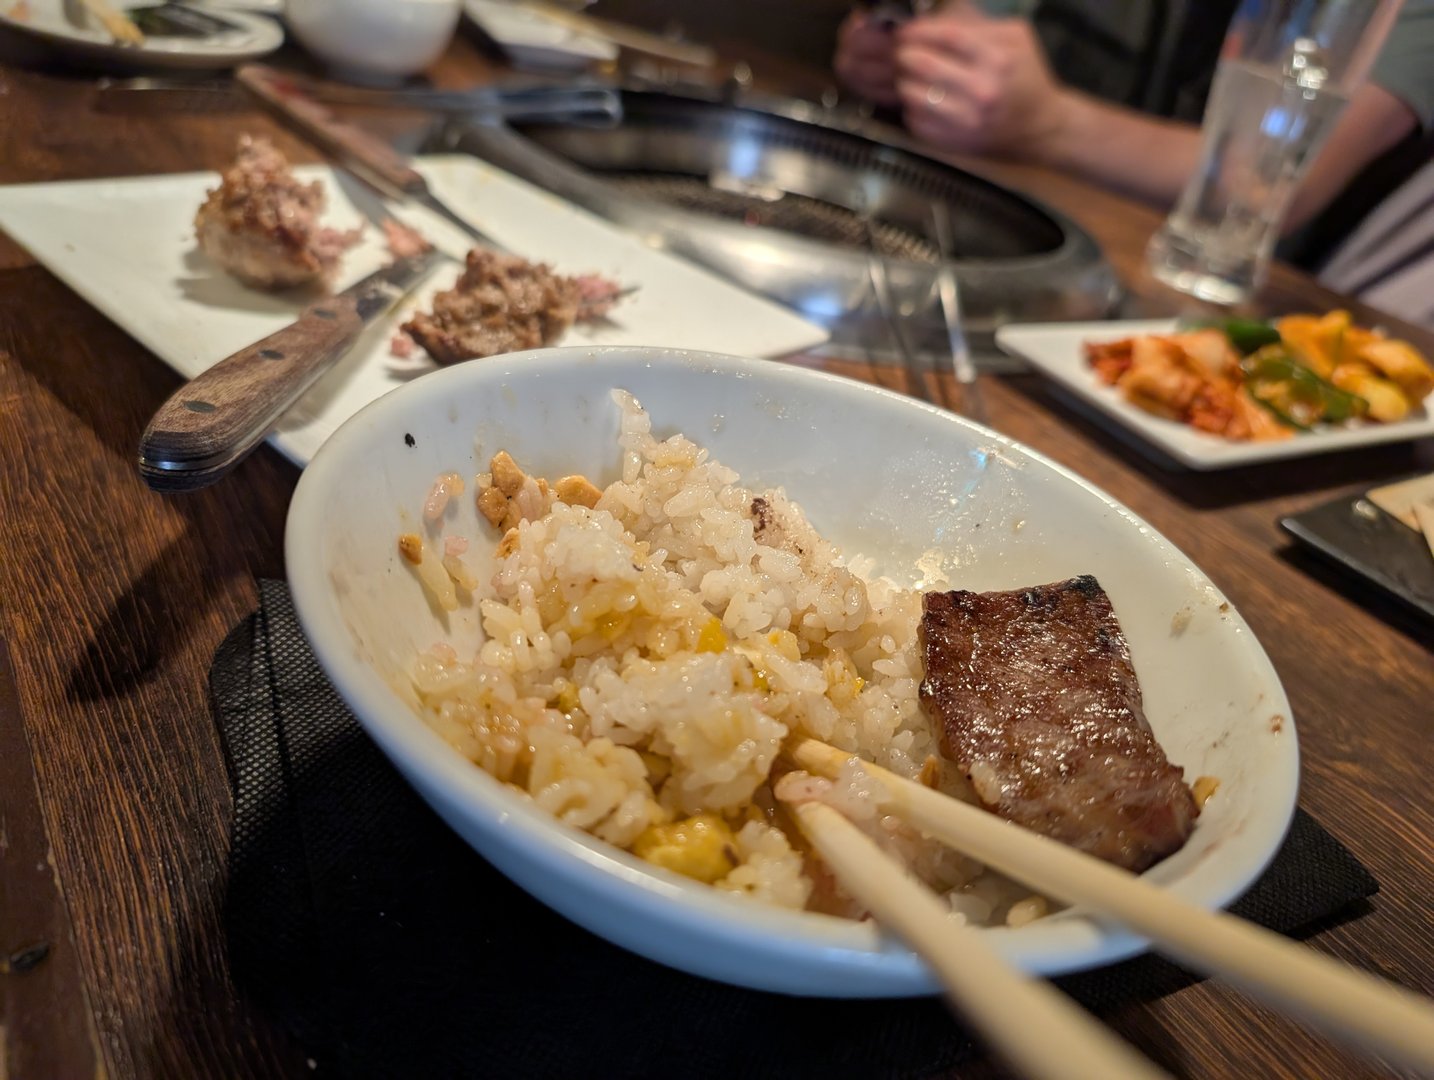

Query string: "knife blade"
[236, 64, 509, 253]
[138, 248, 443, 493]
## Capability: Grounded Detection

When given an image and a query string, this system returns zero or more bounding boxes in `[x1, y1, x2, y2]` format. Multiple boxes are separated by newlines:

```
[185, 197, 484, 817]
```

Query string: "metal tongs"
[858, 188, 985, 421]
[251, 66, 624, 127]
[96, 66, 624, 128]
[319, 80, 623, 126]
[930, 201, 986, 423]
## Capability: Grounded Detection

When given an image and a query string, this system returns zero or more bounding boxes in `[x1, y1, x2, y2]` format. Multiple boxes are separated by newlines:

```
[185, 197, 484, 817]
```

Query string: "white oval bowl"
[285, 346, 1299, 997]
[286, 0, 460, 79]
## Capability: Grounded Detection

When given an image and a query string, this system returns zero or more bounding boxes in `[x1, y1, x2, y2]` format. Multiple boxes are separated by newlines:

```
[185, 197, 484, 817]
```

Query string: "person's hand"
[893, 7, 1073, 161]
[833, 11, 902, 108]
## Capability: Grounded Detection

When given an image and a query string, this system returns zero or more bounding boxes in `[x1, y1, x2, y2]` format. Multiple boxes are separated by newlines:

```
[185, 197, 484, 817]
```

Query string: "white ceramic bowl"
[285, 346, 1299, 996]
[286, 0, 460, 80]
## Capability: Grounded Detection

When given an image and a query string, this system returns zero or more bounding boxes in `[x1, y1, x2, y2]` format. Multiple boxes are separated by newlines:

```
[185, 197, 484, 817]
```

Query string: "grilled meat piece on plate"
[194, 135, 360, 291]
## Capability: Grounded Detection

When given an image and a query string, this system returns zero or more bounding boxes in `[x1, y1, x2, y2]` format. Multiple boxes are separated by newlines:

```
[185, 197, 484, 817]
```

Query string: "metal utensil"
[125, 4, 246, 37]
[138, 248, 443, 492]
[447, 89, 1118, 359]
[929, 201, 986, 423]
[303, 78, 621, 124]
[236, 64, 508, 251]
[95, 71, 625, 126]
[857, 188, 935, 406]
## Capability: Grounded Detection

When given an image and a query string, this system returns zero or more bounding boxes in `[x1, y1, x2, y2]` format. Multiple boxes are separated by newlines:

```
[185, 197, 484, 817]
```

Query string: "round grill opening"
[447, 88, 1116, 355]
[513, 92, 1068, 264]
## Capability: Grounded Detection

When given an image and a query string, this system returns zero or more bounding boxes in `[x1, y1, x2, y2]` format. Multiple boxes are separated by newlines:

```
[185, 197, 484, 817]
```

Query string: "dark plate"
[1281, 493, 1434, 622]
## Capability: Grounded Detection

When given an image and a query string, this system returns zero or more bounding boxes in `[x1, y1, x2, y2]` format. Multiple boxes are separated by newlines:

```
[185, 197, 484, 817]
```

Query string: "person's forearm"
[1033, 84, 1418, 231]
[1285, 84, 1417, 229]
[1035, 90, 1202, 207]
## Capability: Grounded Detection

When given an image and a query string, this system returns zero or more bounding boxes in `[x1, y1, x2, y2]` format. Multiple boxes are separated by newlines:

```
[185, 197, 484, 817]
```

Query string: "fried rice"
[404, 390, 1038, 925]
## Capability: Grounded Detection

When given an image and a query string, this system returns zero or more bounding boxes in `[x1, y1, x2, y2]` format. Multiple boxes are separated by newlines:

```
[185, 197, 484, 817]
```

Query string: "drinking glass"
[1146, 0, 1404, 305]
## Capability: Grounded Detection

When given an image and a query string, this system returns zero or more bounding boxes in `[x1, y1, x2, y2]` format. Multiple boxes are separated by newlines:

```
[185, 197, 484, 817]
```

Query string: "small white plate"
[463, 0, 615, 71]
[997, 319, 1434, 470]
[0, 154, 828, 468]
[0, 0, 283, 70]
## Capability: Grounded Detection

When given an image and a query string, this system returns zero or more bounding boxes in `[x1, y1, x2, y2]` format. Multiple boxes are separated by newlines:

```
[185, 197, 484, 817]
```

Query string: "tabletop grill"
[602, 173, 942, 261]
[433, 89, 1117, 360]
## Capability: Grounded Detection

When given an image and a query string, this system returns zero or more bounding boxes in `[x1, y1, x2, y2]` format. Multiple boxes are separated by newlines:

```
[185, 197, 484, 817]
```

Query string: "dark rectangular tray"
[1281, 492, 1434, 623]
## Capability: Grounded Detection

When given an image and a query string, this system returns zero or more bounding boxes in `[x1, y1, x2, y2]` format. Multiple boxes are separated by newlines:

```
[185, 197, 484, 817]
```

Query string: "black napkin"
[212, 580, 1378, 1080]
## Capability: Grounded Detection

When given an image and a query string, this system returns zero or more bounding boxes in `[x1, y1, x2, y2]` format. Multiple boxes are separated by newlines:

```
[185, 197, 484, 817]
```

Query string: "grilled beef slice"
[403, 249, 580, 364]
[402, 251, 625, 365]
[919, 576, 1198, 872]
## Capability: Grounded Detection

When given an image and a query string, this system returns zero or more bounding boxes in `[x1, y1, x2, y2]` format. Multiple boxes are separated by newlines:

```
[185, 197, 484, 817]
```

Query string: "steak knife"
[138, 248, 443, 493]
[237, 64, 511, 251]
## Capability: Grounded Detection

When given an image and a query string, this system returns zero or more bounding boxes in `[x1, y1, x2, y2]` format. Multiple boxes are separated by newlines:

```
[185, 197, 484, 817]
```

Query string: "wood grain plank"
[0, 635, 109, 1080]
[0, 271, 305, 1079]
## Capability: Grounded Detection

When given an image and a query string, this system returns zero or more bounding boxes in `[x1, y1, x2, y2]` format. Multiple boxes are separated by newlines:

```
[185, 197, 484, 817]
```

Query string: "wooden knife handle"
[138, 293, 367, 492]
[236, 64, 427, 198]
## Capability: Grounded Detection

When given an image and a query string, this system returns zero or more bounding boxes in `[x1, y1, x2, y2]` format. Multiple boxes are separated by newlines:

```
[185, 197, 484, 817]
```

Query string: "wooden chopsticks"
[789, 800, 1172, 1080]
[786, 736, 1434, 1075]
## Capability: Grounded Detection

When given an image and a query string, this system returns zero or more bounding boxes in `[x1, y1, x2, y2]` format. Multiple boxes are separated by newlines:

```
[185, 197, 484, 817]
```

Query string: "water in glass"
[1148, 51, 1350, 304]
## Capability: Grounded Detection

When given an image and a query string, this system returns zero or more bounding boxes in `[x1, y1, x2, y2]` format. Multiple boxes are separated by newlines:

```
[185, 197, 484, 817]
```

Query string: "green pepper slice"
[1241, 346, 1369, 426]
[1176, 316, 1282, 355]
[1221, 318, 1282, 355]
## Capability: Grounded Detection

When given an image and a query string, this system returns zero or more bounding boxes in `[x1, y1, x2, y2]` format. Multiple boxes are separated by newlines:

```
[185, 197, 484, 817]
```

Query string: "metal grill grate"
[602, 173, 939, 262]
[512, 91, 1074, 261]
[448, 89, 1117, 355]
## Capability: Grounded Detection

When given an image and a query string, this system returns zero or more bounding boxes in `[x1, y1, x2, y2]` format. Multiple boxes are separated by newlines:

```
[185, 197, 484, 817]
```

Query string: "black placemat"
[213, 580, 1378, 1080]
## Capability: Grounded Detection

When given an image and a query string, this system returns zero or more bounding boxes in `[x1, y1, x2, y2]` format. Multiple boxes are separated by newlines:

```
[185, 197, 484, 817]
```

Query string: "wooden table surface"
[1, 28, 1431, 1080]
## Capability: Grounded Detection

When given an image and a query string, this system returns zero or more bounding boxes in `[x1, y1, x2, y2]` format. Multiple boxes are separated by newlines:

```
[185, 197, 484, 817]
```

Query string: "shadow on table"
[176, 248, 330, 317]
[62, 534, 222, 702]
[1000, 373, 1433, 511]
[1, 268, 294, 701]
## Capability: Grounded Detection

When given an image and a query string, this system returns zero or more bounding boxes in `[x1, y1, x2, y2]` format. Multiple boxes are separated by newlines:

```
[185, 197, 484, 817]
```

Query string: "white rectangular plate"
[0, 155, 828, 467]
[997, 318, 1434, 470]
